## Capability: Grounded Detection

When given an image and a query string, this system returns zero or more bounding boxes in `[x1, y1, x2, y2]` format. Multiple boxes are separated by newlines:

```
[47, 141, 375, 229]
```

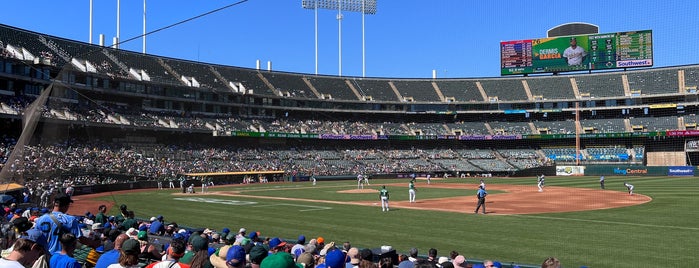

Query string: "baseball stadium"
[1, 1, 698, 268]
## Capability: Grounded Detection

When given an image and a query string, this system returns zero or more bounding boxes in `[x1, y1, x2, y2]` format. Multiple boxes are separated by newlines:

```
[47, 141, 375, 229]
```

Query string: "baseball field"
[71, 176, 699, 267]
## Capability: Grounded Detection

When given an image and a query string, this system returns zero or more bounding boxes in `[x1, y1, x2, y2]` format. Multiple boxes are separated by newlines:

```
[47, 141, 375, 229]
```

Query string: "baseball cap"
[260, 252, 302, 268]
[297, 235, 306, 244]
[324, 249, 346, 268]
[249, 244, 268, 264]
[91, 223, 104, 230]
[11, 217, 33, 233]
[137, 230, 148, 241]
[409, 247, 418, 256]
[120, 204, 128, 210]
[21, 228, 48, 249]
[122, 239, 141, 254]
[54, 193, 73, 205]
[191, 235, 209, 251]
[226, 245, 246, 267]
[221, 227, 230, 234]
[316, 237, 324, 244]
[248, 231, 258, 239]
[238, 227, 246, 233]
[269, 237, 287, 249]
[150, 216, 157, 222]
[297, 252, 315, 267]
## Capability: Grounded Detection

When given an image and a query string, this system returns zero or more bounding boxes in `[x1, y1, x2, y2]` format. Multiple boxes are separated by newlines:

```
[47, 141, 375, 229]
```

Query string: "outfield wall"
[558, 165, 697, 176]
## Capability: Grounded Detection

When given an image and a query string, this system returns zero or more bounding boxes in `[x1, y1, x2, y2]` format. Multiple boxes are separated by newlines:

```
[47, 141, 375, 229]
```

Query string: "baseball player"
[311, 175, 317, 186]
[357, 174, 364, 189]
[479, 179, 486, 190]
[624, 181, 634, 195]
[363, 174, 370, 185]
[408, 180, 417, 203]
[426, 174, 431, 185]
[379, 186, 390, 212]
[537, 175, 545, 192]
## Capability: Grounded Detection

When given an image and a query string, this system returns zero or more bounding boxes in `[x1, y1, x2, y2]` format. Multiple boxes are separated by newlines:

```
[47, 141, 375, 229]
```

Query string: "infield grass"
[95, 176, 699, 267]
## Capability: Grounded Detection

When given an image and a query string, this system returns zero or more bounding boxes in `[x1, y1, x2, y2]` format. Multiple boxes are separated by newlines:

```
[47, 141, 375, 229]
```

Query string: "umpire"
[474, 185, 487, 214]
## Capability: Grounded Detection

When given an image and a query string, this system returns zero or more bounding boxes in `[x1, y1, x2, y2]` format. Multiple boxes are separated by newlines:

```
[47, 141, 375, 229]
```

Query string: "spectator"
[149, 217, 164, 236]
[136, 231, 163, 262]
[95, 233, 129, 268]
[107, 238, 141, 268]
[317, 249, 345, 268]
[144, 238, 189, 268]
[33, 193, 99, 255]
[291, 235, 306, 258]
[188, 235, 212, 268]
[452, 255, 468, 268]
[248, 244, 268, 268]
[426, 248, 438, 265]
[346, 247, 360, 268]
[49, 233, 81, 268]
[540, 257, 560, 268]
[408, 247, 419, 262]
[0, 229, 47, 267]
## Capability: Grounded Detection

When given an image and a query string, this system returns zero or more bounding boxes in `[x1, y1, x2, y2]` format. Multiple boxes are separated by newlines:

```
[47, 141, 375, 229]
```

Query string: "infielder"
[600, 176, 605, 189]
[479, 179, 486, 190]
[379, 185, 390, 212]
[537, 175, 545, 192]
[624, 182, 634, 195]
[363, 174, 370, 185]
[408, 180, 417, 203]
[357, 174, 364, 189]
[426, 174, 431, 185]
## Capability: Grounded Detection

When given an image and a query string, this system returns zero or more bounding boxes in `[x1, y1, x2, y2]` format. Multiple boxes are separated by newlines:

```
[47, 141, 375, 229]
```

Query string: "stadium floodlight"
[302, 0, 377, 77]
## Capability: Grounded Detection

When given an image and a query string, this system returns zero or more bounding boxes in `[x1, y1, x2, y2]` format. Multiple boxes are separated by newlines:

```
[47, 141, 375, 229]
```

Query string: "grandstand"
[3, 19, 699, 268]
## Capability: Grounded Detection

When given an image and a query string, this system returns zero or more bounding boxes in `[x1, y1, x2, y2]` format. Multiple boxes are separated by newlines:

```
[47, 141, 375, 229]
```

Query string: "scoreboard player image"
[500, 30, 651, 75]
[563, 37, 587, 66]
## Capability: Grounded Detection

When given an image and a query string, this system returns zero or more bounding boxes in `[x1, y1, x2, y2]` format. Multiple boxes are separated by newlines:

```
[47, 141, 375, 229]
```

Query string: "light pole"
[302, 0, 377, 77]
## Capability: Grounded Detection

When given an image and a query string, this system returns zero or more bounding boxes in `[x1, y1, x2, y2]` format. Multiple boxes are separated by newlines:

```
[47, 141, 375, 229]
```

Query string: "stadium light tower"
[302, 0, 377, 77]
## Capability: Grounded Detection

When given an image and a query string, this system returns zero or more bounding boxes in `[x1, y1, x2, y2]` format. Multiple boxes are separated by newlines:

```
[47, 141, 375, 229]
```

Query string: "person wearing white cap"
[234, 228, 246, 243]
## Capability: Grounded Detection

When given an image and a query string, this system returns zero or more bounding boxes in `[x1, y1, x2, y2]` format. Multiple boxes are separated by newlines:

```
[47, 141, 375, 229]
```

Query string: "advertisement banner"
[556, 165, 586, 176]
[668, 166, 694, 176]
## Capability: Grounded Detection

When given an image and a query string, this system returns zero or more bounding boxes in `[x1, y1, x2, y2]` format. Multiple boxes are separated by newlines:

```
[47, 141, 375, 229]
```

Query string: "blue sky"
[2, 0, 698, 78]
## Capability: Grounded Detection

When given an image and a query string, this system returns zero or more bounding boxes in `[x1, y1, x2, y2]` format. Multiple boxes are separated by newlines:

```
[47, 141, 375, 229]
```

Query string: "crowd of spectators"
[0, 136, 550, 181]
[0, 195, 563, 268]
[0, 93, 662, 136]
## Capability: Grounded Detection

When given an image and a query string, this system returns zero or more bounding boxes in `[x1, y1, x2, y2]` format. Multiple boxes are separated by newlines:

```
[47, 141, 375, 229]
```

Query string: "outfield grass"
[97, 176, 699, 267]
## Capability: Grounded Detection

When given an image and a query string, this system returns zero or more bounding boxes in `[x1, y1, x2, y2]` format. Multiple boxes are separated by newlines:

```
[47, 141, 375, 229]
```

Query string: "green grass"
[94, 176, 699, 267]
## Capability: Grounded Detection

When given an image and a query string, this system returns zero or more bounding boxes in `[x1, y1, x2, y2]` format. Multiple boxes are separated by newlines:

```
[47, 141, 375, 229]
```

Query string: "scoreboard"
[501, 30, 652, 75]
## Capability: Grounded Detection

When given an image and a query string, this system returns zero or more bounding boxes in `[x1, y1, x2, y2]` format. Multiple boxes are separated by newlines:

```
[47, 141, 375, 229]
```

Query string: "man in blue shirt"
[149, 216, 164, 235]
[474, 185, 488, 214]
[33, 193, 99, 255]
[94, 233, 129, 268]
